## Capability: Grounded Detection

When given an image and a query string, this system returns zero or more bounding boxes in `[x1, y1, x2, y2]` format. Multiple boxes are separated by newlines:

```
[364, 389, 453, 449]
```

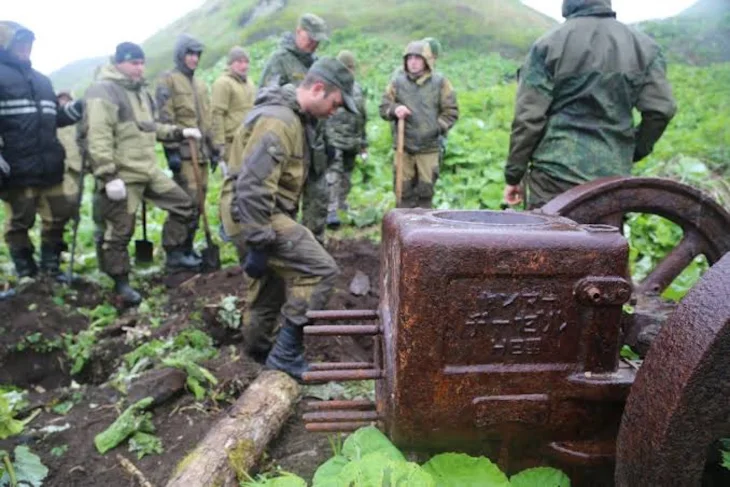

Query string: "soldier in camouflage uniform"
[259, 13, 331, 244]
[233, 58, 357, 379]
[156, 34, 215, 258]
[504, 0, 677, 209]
[0, 21, 84, 286]
[84, 43, 202, 305]
[324, 50, 368, 228]
[380, 41, 459, 209]
[213, 47, 256, 259]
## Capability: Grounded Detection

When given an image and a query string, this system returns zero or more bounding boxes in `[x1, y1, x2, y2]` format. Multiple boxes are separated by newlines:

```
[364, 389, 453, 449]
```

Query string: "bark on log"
[166, 370, 300, 487]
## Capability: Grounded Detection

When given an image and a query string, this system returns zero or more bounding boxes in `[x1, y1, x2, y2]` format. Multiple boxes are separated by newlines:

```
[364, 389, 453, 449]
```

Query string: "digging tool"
[395, 117, 405, 206]
[134, 200, 154, 264]
[188, 138, 221, 271]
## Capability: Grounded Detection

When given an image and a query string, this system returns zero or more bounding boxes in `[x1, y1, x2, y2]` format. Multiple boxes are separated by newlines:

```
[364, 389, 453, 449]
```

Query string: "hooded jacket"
[505, 0, 677, 187]
[232, 85, 313, 249]
[155, 34, 212, 161]
[84, 64, 182, 183]
[0, 22, 82, 188]
[379, 41, 459, 153]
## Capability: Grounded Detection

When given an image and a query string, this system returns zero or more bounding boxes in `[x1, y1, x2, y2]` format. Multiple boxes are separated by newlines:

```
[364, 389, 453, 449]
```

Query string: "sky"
[4, 0, 699, 75]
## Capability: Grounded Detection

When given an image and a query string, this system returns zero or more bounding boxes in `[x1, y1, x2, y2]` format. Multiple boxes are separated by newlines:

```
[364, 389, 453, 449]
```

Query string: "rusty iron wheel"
[541, 176, 730, 297]
[614, 253, 730, 486]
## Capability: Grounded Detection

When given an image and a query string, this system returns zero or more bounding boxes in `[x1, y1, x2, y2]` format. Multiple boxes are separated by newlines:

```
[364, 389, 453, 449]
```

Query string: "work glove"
[105, 178, 127, 201]
[164, 147, 182, 173]
[210, 145, 223, 174]
[182, 128, 202, 140]
[0, 153, 10, 188]
[243, 248, 268, 279]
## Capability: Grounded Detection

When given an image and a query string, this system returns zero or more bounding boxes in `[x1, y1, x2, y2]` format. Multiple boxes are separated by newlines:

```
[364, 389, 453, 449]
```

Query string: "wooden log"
[166, 370, 300, 487]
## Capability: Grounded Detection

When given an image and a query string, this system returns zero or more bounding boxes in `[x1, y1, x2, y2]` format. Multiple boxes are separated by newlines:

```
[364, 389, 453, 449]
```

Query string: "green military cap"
[337, 50, 356, 70]
[422, 37, 441, 58]
[298, 13, 328, 42]
[308, 57, 357, 114]
[227, 46, 249, 64]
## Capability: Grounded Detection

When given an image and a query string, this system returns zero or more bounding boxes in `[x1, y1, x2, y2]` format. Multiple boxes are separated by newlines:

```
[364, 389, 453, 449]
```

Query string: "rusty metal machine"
[301, 176, 730, 486]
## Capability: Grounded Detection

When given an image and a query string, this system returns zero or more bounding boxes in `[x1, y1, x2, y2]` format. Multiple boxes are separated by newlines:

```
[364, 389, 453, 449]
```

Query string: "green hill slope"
[639, 0, 730, 65]
[51, 0, 555, 89]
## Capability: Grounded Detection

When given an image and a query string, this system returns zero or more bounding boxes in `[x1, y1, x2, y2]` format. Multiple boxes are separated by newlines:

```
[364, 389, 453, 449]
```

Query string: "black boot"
[113, 276, 142, 306]
[265, 323, 309, 381]
[326, 210, 341, 229]
[10, 248, 38, 278]
[40, 244, 68, 283]
[166, 248, 201, 273]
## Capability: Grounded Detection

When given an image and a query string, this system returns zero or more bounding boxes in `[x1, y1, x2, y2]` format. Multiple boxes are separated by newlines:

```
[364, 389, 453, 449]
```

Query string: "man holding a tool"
[84, 42, 202, 305]
[233, 57, 357, 379]
[380, 40, 459, 208]
[156, 34, 217, 261]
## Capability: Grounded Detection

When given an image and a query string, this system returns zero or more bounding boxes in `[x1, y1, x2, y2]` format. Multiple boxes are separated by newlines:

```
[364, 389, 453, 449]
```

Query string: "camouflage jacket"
[155, 35, 212, 161]
[232, 85, 315, 249]
[211, 68, 255, 155]
[84, 64, 182, 184]
[380, 71, 459, 153]
[324, 81, 367, 152]
[505, 0, 677, 186]
[258, 33, 316, 89]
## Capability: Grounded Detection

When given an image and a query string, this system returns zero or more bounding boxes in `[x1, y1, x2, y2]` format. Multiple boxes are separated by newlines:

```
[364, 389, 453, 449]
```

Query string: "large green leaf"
[422, 452, 510, 487]
[341, 426, 405, 462]
[510, 467, 571, 487]
[312, 455, 349, 487]
[0, 446, 49, 487]
[336, 452, 435, 487]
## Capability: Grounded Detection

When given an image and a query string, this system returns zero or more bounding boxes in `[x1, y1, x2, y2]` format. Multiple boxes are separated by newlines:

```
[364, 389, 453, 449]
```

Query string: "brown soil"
[0, 238, 380, 486]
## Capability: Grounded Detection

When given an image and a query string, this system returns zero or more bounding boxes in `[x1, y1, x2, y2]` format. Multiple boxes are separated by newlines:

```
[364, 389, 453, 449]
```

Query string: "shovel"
[395, 118, 405, 206]
[135, 200, 154, 264]
[188, 138, 221, 272]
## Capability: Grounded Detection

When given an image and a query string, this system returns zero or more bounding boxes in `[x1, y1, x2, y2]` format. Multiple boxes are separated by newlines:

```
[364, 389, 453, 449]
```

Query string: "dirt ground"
[0, 238, 380, 486]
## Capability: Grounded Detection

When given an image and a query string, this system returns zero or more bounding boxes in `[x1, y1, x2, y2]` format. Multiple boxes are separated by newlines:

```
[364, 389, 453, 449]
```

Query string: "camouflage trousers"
[524, 167, 580, 210]
[95, 169, 194, 277]
[172, 159, 209, 249]
[243, 214, 339, 356]
[326, 148, 357, 213]
[219, 183, 247, 262]
[396, 150, 440, 209]
[301, 169, 329, 244]
[0, 171, 79, 252]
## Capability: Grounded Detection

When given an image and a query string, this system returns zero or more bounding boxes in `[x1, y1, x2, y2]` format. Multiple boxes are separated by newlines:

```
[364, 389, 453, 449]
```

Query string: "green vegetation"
[242, 426, 570, 486]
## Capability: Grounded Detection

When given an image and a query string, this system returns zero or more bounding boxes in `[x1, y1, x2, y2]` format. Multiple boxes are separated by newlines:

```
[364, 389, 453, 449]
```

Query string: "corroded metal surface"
[615, 253, 730, 486]
[541, 176, 730, 296]
[376, 209, 632, 474]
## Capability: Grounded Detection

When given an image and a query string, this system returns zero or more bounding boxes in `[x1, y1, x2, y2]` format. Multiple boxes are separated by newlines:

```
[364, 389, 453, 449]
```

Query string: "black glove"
[164, 148, 182, 173]
[210, 146, 222, 174]
[0, 153, 10, 189]
[244, 248, 268, 279]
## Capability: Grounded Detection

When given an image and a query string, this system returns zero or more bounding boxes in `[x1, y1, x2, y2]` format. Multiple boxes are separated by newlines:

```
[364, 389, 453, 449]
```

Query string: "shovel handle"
[141, 200, 148, 240]
[187, 138, 215, 246]
[395, 118, 405, 205]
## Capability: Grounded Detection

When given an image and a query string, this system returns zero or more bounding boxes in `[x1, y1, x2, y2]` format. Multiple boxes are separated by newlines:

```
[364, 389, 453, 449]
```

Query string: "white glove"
[105, 178, 127, 201]
[182, 128, 202, 140]
[360, 151, 368, 161]
[219, 161, 230, 178]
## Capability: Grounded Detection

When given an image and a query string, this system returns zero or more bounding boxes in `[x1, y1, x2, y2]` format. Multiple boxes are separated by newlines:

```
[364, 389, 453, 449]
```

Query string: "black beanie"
[114, 42, 145, 63]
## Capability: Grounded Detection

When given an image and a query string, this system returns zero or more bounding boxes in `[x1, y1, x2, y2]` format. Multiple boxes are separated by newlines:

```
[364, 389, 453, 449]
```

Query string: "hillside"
[50, 0, 555, 90]
[639, 0, 730, 64]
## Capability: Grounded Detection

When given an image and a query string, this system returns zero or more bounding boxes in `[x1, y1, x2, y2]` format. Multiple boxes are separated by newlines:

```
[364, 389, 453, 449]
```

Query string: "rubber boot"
[265, 323, 309, 381]
[113, 276, 142, 306]
[166, 248, 202, 273]
[10, 247, 38, 278]
[326, 210, 341, 229]
[40, 244, 68, 283]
